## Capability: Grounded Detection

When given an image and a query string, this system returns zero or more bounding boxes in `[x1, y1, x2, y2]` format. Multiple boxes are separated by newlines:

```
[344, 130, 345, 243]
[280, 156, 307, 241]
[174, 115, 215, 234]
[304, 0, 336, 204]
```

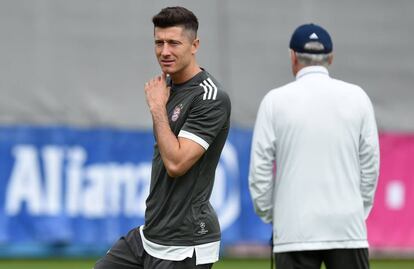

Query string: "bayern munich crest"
[171, 104, 183, 122]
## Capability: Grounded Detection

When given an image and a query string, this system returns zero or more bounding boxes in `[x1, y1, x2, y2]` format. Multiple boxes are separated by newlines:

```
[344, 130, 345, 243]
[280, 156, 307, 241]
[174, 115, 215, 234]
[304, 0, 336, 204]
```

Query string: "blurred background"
[1, 0, 414, 268]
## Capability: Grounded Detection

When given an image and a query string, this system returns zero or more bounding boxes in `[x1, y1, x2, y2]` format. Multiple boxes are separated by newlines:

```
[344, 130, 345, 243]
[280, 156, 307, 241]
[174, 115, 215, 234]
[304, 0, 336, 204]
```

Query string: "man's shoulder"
[330, 77, 363, 90]
[193, 71, 230, 106]
[263, 81, 297, 100]
[329, 77, 371, 100]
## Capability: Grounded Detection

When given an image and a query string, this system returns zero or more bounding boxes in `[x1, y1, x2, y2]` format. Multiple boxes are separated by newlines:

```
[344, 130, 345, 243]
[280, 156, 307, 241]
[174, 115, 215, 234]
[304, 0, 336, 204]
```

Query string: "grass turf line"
[1, 258, 414, 269]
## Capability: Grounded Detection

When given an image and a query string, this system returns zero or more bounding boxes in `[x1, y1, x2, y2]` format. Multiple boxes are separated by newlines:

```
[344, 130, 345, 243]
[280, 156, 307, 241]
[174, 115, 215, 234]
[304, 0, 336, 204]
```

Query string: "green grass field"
[1, 259, 414, 269]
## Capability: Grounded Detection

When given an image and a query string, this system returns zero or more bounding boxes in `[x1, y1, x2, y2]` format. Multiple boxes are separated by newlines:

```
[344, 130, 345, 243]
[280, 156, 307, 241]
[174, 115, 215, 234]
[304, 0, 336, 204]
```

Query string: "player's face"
[154, 26, 198, 76]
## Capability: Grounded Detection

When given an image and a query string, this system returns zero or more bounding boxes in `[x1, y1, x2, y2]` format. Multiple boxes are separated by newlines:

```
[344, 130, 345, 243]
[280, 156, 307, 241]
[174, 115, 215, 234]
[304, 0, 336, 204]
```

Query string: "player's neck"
[171, 63, 202, 84]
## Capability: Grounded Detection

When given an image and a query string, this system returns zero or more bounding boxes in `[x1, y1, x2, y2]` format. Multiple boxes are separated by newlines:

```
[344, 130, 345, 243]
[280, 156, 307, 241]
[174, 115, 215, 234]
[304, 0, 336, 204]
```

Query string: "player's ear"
[290, 49, 297, 64]
[191, 38, 200, 54]
[328, 53, 334, 65]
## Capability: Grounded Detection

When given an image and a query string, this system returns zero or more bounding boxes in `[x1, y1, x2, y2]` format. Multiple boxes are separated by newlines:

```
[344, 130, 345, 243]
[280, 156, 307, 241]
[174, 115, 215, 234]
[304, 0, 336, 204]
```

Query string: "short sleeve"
[178, 91, 230, 150]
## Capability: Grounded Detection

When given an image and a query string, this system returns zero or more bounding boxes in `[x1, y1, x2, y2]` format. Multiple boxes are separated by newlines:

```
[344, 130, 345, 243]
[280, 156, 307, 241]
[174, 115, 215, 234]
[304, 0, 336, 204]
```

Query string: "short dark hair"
[152, 6, 198, 38]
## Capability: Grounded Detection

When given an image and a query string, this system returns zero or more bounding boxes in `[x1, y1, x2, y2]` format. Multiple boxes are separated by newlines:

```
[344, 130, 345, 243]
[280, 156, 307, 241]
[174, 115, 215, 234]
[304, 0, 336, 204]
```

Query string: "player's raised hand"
[144, 73, 171, 112]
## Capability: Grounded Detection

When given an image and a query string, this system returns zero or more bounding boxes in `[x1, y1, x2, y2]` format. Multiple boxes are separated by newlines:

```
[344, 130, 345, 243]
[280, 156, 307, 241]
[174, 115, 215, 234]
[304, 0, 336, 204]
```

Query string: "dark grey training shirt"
[143, 69, 231, 246]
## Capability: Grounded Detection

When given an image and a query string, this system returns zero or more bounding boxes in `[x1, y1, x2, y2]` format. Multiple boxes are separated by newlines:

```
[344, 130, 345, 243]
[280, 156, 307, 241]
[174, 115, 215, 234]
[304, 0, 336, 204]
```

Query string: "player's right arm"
[249, 95, 276, 223]
[145, 74, 206, 178]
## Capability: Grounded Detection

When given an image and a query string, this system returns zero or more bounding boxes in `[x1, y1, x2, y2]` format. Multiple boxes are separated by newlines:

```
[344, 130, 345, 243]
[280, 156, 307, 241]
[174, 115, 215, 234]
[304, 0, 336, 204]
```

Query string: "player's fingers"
[162, 72, 167, 81]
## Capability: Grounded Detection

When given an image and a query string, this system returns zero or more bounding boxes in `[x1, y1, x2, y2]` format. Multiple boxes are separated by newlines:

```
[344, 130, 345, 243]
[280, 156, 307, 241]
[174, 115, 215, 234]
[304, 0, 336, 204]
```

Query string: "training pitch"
[1, 258, 414, 269]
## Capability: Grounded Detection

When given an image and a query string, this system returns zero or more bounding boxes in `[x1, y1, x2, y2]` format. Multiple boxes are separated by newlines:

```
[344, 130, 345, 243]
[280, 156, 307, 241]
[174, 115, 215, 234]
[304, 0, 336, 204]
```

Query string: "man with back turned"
[249, 23, 379, 269]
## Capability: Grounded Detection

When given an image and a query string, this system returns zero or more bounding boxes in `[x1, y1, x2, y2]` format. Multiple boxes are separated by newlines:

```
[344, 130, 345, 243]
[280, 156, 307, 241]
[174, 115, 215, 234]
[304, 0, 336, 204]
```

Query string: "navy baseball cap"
[289, 23, 333, 54]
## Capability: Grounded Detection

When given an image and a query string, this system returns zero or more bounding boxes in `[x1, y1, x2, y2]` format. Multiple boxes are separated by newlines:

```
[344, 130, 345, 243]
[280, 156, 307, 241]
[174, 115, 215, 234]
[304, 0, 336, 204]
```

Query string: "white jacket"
[249, 66, 380, 252]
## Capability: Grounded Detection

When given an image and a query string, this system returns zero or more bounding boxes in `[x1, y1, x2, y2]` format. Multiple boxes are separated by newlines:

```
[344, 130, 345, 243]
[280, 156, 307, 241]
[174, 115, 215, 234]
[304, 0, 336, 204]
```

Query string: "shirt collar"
[296, 66, 329, 80]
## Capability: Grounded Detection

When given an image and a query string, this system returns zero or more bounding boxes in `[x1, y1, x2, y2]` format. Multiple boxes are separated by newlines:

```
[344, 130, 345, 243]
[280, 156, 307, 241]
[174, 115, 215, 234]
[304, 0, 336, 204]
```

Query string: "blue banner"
[0, 125, 271, 257]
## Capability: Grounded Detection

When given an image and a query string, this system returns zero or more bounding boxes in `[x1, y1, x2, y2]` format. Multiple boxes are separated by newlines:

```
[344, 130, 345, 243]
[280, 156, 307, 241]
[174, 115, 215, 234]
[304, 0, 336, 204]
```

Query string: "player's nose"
[160, 43, 172, 56]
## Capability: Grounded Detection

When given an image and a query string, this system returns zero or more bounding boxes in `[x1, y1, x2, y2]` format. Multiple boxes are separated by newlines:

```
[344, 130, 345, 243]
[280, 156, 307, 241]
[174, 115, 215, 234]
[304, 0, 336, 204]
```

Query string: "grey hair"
[295, 52, 332, 67]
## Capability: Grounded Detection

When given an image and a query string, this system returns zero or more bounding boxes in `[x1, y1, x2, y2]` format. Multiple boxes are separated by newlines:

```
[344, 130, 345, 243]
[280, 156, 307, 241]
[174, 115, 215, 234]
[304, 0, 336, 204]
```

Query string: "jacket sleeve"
[359, 93, 380, 219]
[248, 96, 276, 223]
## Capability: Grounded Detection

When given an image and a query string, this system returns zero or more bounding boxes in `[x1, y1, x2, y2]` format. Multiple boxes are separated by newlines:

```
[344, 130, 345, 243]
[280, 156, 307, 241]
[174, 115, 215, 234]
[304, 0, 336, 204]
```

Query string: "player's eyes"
[155, 41, 164, 46]
[154, 40, 181, 47]
[168, 41, 181, 46]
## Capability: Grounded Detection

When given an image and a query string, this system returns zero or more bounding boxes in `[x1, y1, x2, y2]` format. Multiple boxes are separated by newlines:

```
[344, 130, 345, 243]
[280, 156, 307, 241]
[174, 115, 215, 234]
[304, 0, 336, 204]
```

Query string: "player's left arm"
[359, 93, 380, 219]
[145, 74, 206, 178]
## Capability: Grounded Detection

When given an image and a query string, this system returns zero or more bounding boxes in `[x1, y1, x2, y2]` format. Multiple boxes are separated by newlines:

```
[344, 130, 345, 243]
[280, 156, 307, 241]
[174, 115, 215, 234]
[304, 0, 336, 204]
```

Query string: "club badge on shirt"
[171, 104, 183, 122]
